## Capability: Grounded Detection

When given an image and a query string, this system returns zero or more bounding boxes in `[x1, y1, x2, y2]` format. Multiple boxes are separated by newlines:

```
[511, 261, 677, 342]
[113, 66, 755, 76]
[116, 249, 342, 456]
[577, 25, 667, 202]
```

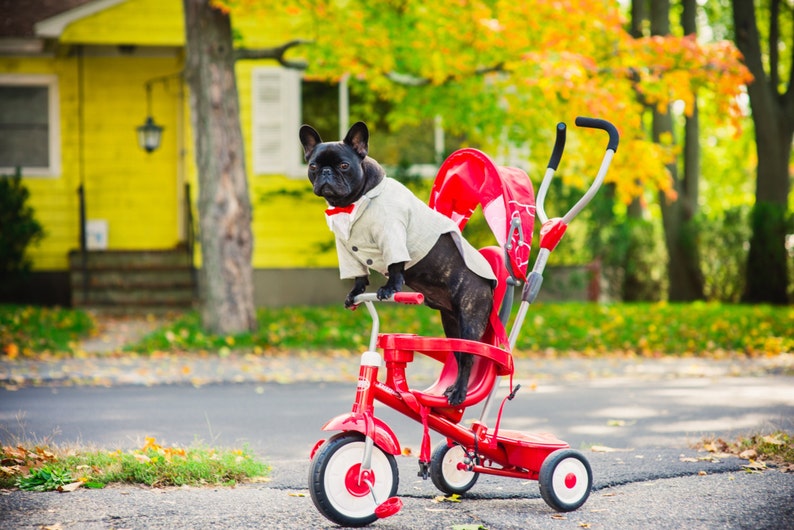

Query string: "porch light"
[137, 117, 163, 153]
[137, 82, 164, 153]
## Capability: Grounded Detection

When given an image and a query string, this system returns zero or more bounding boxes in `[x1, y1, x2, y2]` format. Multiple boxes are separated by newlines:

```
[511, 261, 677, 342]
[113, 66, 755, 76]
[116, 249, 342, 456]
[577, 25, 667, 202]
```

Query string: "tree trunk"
[651, 0, 704, 301]
[733, 0, 792, 304]
[183, 0, 257, 332]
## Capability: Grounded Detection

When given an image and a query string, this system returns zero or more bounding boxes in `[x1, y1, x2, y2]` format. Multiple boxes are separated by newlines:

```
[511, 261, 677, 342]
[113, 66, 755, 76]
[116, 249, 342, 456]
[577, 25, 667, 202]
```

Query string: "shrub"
[0, 168, 44, 290]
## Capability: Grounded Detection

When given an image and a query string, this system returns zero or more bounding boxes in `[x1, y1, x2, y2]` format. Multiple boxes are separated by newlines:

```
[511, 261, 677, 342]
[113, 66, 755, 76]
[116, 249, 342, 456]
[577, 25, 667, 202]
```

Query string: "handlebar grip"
[575, 117, 619, 152]
[393, 292, 424, 305]
[547, 122, 566, 170]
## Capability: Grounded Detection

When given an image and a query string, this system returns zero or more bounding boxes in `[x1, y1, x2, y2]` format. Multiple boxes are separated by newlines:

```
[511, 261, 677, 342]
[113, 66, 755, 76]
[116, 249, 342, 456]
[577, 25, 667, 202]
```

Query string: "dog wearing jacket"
[299, 122, 496, 406]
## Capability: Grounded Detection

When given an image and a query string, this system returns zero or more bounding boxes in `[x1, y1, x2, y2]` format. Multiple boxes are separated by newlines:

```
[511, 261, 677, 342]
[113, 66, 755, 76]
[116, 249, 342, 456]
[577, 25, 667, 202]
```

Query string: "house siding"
[2, 0, 338, 301]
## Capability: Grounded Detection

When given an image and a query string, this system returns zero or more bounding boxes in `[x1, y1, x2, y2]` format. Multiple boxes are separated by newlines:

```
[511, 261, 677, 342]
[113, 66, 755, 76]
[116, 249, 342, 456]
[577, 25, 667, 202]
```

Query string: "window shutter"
[251, 67, 300, 175]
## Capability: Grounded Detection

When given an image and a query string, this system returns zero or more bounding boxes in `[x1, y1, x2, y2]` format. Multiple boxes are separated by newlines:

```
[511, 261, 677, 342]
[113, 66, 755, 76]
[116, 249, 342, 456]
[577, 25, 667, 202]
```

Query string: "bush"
[697, 205, 751, 302]
[0, 168, 44, 289]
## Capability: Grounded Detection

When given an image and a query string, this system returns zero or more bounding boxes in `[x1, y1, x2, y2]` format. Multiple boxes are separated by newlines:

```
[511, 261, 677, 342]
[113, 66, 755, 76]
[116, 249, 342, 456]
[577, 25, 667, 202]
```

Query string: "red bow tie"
[325, 204, 356, 216]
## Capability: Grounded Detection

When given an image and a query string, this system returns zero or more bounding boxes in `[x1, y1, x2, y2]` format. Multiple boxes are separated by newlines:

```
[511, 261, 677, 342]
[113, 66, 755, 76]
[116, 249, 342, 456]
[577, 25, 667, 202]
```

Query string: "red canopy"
[429, 148, 535, 281]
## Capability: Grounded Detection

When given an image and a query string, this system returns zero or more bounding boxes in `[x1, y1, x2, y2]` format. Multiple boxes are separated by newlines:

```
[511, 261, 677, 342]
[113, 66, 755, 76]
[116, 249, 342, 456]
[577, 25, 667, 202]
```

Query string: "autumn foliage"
[214, 0, 751, 203]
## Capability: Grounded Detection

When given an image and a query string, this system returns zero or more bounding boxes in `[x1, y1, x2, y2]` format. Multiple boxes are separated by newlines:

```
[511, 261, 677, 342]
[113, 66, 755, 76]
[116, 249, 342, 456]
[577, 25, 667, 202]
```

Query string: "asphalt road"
[1, 358, 793, 529]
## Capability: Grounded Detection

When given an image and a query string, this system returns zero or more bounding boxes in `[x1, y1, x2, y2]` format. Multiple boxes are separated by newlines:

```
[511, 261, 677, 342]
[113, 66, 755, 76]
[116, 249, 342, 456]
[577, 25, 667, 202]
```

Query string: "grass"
[1, 301, 792, 358]
[1, 436, 270, 491]
[0, 305, 95, 356]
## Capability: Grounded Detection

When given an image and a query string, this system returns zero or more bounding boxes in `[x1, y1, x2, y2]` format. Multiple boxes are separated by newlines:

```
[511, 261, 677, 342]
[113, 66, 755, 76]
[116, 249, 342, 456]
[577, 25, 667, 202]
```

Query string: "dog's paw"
[443, 384, 467, 406]
[376, 285, 398, 300]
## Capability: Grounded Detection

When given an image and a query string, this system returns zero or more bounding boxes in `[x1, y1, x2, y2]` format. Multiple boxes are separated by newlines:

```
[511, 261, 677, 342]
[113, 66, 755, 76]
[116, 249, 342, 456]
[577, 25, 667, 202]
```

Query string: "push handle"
[536, 117, 618, 225]
[574, 116, 619, 152]
[547, 122, 566, 170]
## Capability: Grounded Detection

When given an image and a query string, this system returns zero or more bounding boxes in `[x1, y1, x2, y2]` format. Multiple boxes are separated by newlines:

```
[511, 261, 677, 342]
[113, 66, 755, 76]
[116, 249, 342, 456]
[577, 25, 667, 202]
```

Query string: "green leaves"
[16, 466, 74, 492]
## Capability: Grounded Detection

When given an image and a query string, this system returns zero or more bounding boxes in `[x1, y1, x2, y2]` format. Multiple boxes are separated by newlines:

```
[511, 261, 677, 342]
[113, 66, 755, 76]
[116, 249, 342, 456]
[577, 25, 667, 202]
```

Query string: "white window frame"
[251, 67, 302, 177]
[0, 74, 61, 177]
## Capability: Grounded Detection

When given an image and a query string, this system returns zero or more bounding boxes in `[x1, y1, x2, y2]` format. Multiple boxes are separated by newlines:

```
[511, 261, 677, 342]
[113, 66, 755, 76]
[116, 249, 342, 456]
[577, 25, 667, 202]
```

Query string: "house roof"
[0, 0, 97, 38]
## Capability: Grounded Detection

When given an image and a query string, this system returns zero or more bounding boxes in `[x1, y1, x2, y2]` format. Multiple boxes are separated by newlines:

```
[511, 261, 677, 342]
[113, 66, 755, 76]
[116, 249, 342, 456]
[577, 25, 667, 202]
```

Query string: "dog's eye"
[339, 163, 350, 170]
[309, 163, 317, 171]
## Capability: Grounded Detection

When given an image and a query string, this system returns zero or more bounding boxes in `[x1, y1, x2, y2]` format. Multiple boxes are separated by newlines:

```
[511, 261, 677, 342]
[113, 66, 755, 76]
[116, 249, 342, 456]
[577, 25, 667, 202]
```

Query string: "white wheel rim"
[551, 457, 589, 505]
[442, 445, 475, 489]
[324, 441, 394, 518]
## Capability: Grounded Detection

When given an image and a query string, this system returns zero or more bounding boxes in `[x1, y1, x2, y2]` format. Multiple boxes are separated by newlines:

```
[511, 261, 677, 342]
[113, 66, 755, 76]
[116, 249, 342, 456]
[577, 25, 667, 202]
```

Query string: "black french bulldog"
[299, 122, 495, 406]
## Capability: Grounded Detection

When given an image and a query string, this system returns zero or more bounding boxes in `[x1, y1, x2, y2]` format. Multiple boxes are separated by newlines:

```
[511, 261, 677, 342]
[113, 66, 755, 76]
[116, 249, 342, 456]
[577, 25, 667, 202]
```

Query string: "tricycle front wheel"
[308, 432, 399, 527]
[538, 449, 592, 512]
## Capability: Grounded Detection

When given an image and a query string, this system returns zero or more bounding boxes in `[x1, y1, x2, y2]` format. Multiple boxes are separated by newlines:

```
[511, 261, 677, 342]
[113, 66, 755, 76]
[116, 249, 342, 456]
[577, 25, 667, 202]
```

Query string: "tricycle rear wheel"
[538, 449, 592, 512]
[309, 432, 399, 526]
[430, 442, 479, 495]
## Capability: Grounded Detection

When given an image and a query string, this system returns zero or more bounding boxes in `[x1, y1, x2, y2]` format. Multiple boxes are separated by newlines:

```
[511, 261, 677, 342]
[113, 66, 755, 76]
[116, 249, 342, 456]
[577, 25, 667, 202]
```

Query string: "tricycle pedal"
[417, 460, 430, 479]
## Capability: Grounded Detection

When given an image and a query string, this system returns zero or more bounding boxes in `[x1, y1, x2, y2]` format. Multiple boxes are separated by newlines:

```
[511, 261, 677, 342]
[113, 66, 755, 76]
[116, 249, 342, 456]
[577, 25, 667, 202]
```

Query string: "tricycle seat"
[377, 334, 513, 413]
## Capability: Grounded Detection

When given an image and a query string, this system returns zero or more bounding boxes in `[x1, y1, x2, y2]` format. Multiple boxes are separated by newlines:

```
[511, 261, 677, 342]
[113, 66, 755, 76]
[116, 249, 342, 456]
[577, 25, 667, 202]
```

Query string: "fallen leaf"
[432, 493, 462, 503]
[288, 491, 307, 497]
[551, 514, 567, 520]
[579, 523, 591, 528]
[738, 449, 757, 460]
[57, 482, 83, 493]
[742, 460, 767, 473]
[698, 470, 707, 476]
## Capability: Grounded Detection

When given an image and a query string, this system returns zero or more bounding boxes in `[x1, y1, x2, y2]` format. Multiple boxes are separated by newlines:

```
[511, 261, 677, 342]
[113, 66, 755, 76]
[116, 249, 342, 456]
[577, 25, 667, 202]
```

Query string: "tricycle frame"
[308, 117, 618, 526]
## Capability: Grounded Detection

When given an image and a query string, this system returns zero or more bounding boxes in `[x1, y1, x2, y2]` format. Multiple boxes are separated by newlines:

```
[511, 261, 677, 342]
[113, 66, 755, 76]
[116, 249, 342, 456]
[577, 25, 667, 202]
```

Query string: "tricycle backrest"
[429, 148, 536, 281]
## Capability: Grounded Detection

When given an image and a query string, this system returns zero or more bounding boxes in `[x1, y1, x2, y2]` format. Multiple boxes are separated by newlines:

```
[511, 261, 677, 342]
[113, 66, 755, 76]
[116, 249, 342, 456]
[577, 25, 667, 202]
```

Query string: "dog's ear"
[343, 122, 369, 159]
[299, 125, 323, 161]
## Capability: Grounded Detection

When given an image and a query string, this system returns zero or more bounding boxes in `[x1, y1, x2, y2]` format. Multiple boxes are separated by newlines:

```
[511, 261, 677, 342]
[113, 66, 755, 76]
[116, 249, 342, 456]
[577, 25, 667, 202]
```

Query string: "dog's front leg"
[345, 276, 369, 308]
[377, 262, 405, 300]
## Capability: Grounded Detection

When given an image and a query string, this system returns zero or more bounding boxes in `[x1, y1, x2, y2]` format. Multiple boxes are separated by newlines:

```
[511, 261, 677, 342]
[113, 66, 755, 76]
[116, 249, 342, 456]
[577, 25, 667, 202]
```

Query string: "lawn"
[1, 301, 791, 357]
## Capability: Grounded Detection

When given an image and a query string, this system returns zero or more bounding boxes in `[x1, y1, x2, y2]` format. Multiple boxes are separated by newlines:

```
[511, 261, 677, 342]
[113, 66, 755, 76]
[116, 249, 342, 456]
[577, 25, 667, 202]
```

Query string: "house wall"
[1, 51, 185, 270]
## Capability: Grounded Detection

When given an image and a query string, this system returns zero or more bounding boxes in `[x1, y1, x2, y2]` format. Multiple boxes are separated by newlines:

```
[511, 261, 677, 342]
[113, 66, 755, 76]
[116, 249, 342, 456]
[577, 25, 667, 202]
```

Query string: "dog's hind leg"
[440, 293, 491, 406]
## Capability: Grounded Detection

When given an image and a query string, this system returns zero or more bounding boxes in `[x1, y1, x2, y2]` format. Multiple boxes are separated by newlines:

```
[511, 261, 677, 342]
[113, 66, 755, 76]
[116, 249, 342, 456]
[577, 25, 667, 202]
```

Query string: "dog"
[300, 121, 496, 406]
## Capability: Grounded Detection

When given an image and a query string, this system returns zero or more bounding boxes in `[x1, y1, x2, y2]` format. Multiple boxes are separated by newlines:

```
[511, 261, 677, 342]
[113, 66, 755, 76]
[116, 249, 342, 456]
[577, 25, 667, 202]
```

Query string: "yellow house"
[0, 0, 356, 309]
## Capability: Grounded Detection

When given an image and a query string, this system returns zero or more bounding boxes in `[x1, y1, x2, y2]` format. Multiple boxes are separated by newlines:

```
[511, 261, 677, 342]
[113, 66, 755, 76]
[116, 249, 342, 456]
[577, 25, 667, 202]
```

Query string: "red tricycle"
[308, 117, 619, 526]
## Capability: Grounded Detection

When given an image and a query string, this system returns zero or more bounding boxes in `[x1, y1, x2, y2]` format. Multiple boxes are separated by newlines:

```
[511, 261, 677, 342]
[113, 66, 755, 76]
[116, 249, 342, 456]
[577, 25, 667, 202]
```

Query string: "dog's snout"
[314, 168, 337, 196]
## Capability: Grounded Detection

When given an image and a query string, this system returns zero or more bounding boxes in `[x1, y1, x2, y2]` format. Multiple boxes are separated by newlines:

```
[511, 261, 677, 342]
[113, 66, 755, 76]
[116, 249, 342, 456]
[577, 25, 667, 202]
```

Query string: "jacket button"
[352, 246, 358, 252]
[366, 259, 373, 265]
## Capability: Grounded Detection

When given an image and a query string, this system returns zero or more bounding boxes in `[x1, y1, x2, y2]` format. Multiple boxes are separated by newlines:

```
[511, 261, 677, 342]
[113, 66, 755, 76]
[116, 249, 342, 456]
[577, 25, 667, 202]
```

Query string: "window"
[0, 75, 60, 176]
[251, 67, 460, 178]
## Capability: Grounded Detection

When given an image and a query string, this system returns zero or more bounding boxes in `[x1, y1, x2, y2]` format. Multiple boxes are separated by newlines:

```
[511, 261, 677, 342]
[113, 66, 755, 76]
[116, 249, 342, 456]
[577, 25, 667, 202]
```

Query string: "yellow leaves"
[3, 342, 19, 359]
[432, 493, 462, 503]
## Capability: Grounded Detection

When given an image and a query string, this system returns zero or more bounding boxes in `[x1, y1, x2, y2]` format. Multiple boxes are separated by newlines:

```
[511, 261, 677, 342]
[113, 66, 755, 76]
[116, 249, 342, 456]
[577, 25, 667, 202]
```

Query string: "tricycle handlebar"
[353, 292, 425, 352]
[352, 292, 425, 306]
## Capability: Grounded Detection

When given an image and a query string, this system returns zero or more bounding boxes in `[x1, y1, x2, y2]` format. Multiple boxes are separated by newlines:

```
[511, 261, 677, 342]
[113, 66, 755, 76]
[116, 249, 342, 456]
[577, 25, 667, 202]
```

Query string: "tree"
[217, 0, 751, 302]
[183, 0, 256, 334]
[652, 0, 705, 301]
[732, 0, 792, 304]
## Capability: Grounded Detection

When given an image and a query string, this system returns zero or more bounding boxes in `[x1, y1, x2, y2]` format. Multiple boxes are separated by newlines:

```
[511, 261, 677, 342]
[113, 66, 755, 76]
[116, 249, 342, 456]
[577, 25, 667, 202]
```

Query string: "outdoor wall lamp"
[136, 82, 163, 153]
